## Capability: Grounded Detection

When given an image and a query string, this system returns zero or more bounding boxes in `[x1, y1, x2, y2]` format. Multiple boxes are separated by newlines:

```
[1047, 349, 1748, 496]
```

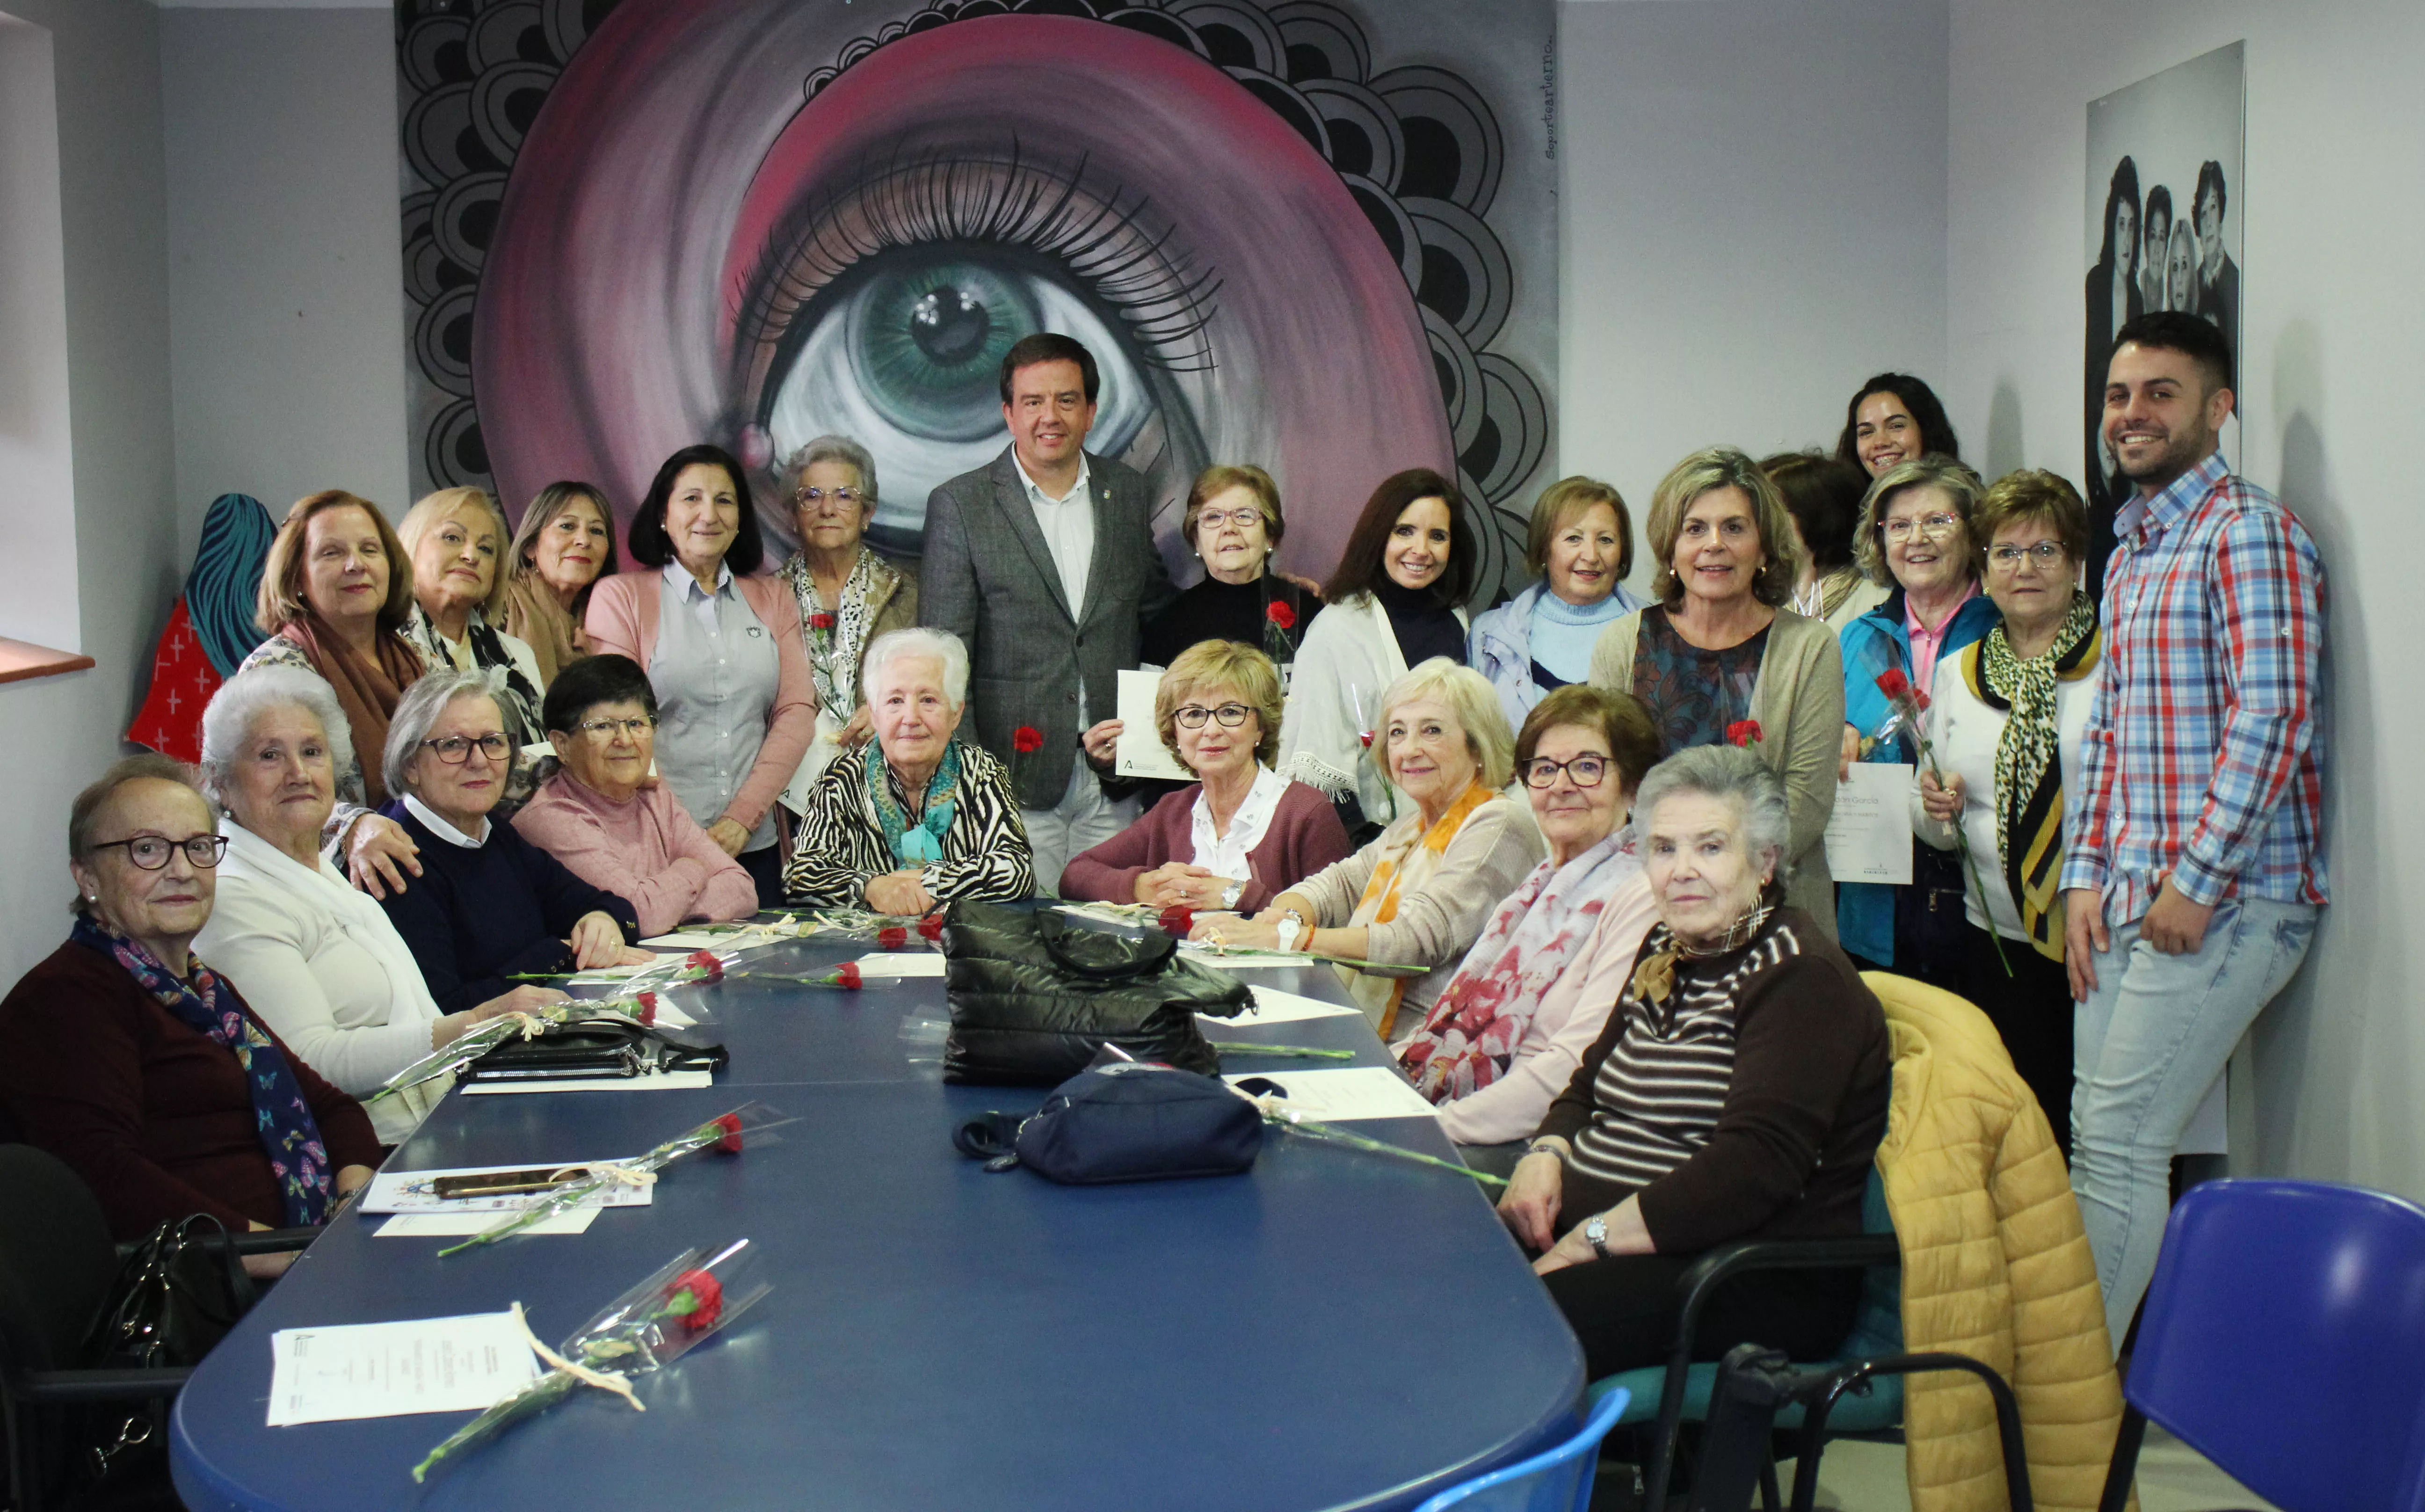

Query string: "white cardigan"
[1277, 591, 1468, 822]
[1910, 647, 2103, 940]
[194, 820, 448, 1142]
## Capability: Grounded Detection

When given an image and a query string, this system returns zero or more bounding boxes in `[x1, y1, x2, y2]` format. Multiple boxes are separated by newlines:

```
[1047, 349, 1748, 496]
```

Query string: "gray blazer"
[920, 446, 1176, 807]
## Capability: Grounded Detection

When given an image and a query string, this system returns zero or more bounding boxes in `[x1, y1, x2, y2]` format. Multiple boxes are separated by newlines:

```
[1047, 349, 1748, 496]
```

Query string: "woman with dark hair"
[502, 480, 619, 684]
[1834, 374, 1960, 480]
[2084, 155, 2144, 576]
[583, 443, 816, 903]
[2137, 184, 2175, 314]
[1764, 451, 1889, 632]
[513, 654, 758, 938]
[1275, 467, 1476, 835]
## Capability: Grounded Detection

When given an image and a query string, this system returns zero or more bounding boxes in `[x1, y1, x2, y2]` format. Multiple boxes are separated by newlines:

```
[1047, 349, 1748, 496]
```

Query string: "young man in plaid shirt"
[2062, 312, 2328, 1345]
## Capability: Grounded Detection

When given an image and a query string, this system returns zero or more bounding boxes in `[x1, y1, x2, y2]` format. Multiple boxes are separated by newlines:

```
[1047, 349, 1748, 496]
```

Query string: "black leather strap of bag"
[951, 1112, 1026, 1169]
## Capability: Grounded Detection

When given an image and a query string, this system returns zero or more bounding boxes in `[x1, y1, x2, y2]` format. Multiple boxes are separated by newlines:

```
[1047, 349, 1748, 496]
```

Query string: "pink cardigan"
[584, 568, 815, 835]
[511, 771, 759, 938]
[1058, 779, 1352, 912]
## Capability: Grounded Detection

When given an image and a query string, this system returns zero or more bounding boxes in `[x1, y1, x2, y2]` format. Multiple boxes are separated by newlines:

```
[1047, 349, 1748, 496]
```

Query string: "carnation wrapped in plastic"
[437, 1103, 792, 1257]
[798, 906, 947, 946]
[363, 992, 700, 1107]
[411, 1239, 770, 1483]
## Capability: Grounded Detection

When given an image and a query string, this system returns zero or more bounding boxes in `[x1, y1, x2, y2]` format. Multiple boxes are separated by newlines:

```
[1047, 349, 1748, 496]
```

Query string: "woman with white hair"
[1497, 746, 1889, 1380]
[1195, 658, 1544, 1037]
[374, 668, 647, 1010]
[192, 666, 564, 1141]
[396, 486, 547, 748]
[783, 627, 1033, 909]
[774, 436, 919, 803]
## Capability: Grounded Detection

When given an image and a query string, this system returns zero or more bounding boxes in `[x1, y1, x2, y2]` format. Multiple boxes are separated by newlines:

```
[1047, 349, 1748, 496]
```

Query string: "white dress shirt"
[1189, 765, 1288, 887]
[405, 792, 489, 848]
[1013, 451, 1096, 730]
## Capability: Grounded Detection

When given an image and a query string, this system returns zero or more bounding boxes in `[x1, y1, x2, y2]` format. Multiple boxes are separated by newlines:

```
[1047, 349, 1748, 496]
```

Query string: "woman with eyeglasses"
[1836, 456, 2003, 974]
[1059, 640, 1350, 909]
[1398, 685, 1663, 1152]
[193, 668, 564, 1143]
[0, 755, 378, 1258]
[373, 668, 648, 1011]
[1910, 472, 2101, 1156]
[513, 654, 757, 938]
[773, 436, 918, 802]
[1139, 466, 1320, 669]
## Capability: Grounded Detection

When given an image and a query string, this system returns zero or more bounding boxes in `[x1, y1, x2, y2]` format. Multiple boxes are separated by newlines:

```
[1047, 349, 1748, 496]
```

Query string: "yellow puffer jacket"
[1866, 973, 2130, 1512]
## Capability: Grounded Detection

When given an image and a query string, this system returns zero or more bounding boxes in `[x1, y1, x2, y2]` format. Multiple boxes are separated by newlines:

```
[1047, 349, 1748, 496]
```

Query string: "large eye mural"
[399, 0, 1554, 601]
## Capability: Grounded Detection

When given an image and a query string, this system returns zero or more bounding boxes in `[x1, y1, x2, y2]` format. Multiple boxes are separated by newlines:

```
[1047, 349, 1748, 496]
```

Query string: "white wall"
[0, 0, 177, 982]
[1946, 0, 2425, 1198]
[0, 14, 80, 651]
[160, 4, 408, 532]
[1556, 0, 1950, 595]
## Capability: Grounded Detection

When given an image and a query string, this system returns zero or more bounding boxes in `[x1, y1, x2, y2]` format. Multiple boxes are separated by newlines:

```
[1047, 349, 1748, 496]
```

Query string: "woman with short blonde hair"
[1468, 475, 1647, 730]
[1587, 449, 1844, 932]
[395, 486, 547, 761]
[1060, 640, 1350, 911]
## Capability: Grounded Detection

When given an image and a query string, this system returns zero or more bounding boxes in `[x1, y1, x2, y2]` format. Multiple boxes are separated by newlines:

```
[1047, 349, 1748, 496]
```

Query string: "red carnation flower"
[712, 1112, 744, 1153]
[1264, 600, 1297, 631]
[1158, 906, 1194, 938]
[1874, 669, 1912, 704]
[834, 961, 863, 989]
[636, 990, 659, 1027]
[877, 925, 908, 950]
[665, 1269, 723, 1333]
[1726, 720, 1763, 748]
[1359, 731, 1375, 749]
[1913, 688, 1931, 712]
[808, 611, 836, 631]
[684, 950, 725, 984]
[1012, 725, 1044, 755]
[917, 913, 944, 941]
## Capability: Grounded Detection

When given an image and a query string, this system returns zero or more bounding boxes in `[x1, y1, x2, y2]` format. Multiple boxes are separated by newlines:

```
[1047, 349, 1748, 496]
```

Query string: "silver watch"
[1583, 1214, 1612, 1261]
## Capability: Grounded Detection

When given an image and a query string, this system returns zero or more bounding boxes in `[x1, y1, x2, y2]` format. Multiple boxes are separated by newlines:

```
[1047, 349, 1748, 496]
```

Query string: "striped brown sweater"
[1535, 905, 1889, 1254]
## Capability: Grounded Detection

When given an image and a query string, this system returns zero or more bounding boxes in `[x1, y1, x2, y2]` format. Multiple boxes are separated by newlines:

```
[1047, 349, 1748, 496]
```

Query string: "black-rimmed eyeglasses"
[420, 733, 514, 764]
[1174, 703, 1253, 730]
[1520, 754, 1611, 789]
[90, 834, 229, 870]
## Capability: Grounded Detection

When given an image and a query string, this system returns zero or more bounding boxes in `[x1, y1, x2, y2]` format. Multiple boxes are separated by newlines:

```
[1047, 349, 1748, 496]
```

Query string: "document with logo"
[1826, 763, 1915, 885]
[267, 1311, 540, 1425]
[1113, 669, 1192, 781]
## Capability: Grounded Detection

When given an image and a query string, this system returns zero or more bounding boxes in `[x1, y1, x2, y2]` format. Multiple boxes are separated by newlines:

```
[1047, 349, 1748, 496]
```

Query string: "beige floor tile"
[1777, 1427, 2278, 1511]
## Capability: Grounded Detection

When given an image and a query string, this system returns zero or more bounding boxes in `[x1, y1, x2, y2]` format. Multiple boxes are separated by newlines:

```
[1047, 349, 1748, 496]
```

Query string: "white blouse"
[1188, 765, 1289, 885]
[194, 819, 450, 1142]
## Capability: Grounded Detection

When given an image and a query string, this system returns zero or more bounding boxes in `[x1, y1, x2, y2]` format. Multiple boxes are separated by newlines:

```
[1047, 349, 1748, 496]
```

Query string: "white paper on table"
[1221, 985, 1361, 1024]
[1825, 763, 1916, 885]
[1221, 1066, 1438, 1121]
[266, 1311, 541, 1426]
[1113, 669, 1192, 781]
[1179, 945, 1308, 970]
[360, 1163, 653, 1214]
[640, 930, 725, 950]
[458, 1069, 716, 1096]
[852, 952, 946, 977]
[377, 1209, 600, 1238]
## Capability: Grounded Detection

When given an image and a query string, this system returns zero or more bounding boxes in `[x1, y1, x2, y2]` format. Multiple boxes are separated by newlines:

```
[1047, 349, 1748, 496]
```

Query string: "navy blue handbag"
[954, 1062, 1263, 1185]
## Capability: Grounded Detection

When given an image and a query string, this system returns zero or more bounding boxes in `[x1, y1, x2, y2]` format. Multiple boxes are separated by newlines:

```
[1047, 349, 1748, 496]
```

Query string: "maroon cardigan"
[1057, 778, 1352, 912]
[0, 941, 383, 1239]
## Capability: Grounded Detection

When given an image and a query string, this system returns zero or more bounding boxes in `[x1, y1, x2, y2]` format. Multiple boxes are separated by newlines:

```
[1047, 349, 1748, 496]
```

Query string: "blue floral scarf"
[73, 914, 335, 1226]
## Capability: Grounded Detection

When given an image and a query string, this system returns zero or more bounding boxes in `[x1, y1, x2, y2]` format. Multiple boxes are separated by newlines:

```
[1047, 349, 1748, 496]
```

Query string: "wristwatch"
[1275, 912, 1304, 952]
[1583, 1215, 1612, 1261]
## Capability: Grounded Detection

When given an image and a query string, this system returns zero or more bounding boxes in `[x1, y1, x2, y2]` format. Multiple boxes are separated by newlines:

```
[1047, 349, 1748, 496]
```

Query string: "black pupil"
[909, 286, 989, 366]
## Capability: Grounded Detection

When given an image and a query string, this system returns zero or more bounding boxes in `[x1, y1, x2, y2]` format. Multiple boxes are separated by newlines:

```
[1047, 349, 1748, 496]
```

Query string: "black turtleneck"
[1375, 578, 1466, 669]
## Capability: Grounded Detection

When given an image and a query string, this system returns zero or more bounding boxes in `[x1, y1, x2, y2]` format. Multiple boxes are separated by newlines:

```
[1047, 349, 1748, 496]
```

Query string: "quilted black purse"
[938, 900, 1250, 1083]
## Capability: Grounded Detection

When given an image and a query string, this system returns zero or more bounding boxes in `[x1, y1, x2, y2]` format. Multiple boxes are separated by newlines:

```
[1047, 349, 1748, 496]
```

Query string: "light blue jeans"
[2072, 897, 2317, 1345]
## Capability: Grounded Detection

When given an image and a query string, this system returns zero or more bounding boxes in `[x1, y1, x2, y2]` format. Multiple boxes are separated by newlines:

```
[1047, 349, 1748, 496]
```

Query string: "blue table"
[170, 932, 1585, 1510]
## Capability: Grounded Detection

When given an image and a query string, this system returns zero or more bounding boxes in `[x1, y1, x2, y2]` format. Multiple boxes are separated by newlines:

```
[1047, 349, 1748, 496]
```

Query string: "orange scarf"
[1342, 782, 1499, 1038]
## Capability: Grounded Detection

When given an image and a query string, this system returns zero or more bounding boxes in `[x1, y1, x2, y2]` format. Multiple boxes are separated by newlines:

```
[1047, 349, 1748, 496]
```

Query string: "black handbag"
[938, 900, 1249, 1084]
[1895, 838, 1974, 986]
[78, 1214, 259, 1487]
[953, 1062, 1263, 1184]
[461, 1015, 729, 1083]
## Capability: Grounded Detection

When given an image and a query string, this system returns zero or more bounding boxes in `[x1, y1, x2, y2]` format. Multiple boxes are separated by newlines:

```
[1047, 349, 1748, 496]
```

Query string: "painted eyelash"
[731, 138, 1220, 376]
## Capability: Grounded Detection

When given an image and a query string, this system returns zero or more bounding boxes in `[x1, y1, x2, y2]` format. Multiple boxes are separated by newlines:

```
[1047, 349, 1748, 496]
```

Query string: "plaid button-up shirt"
[2061, 453, 2328, 926]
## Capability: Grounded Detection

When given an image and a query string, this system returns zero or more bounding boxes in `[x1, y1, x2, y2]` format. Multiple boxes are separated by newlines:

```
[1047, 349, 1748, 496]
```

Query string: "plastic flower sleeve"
[411, 1239, 769, 1483]
[363, 995, 680, 1107]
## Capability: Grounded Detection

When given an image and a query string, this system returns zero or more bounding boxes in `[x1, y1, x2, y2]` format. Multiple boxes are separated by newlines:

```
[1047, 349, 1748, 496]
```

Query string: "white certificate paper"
[267, 1311, 540, 1425]
[1113, 669, 1192, 782]
[1826, 763, 1915, 885]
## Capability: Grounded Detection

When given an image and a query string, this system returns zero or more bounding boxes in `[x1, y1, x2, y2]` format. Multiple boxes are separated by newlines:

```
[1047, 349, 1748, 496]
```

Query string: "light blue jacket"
[1468, 579, 1648, 733]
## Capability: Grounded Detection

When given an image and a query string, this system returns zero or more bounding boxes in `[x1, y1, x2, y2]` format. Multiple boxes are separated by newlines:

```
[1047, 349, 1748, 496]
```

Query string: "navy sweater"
[377, 804, 639, 1011]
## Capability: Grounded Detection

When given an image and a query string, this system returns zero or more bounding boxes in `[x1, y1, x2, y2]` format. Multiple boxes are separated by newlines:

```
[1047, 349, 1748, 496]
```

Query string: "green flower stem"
[1258, 1107, 1509, 1186]
[1915, 742, 2013, 978]
[1206, 1042, 1356, 1061]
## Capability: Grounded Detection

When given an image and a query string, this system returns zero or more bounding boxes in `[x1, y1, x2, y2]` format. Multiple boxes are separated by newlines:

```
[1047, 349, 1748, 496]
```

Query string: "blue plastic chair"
[1413, 1387, 1632, 1512]
[2096, 1178, 2425, 1512]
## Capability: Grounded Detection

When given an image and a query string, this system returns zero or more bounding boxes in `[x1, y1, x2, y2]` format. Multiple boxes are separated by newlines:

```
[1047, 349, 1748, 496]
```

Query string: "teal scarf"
[869, 740, 963, 865]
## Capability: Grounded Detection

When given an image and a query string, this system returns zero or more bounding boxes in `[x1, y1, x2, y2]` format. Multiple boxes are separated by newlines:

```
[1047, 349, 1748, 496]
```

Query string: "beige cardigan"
[1588, 607, 1844, 933]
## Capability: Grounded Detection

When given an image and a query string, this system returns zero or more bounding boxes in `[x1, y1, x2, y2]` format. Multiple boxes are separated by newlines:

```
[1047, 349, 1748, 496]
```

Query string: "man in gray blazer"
[920, 333, 1177, 893]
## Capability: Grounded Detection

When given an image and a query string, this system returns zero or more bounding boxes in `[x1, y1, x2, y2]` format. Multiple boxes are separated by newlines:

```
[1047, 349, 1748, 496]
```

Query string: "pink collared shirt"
[1904, 580, 1981, 699]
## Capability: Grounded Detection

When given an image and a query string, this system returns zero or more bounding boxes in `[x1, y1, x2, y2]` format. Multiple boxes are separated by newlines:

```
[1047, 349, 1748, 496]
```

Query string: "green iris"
[847, 262, 1040, 442]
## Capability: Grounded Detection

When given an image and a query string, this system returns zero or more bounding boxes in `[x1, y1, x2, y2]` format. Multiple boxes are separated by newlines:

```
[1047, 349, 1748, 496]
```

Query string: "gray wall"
[1946, 0, 2425, 1200]
[161, 5, 409, 534]
[0, 0, 177, 981]
[1556, 0, 1951, 599]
